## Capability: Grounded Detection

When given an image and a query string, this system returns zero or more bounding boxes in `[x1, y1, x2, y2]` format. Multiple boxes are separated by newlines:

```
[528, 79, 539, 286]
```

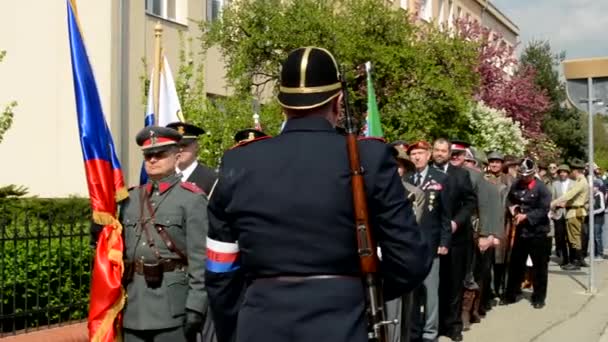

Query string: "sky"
[492, 0, 608, 59]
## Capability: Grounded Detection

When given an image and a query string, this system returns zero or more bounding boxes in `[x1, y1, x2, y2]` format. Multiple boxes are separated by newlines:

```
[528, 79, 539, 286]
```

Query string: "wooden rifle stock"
[340, 66, 394, 342]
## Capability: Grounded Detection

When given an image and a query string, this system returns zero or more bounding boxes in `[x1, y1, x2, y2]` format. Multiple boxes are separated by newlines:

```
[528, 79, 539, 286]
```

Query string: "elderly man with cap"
[550, 164, 574, 267]
[166, 122, 218, 195]
[404, 140, 450, 342]
[484, 151, 514, 298]
[205, 47, 430, 342]
[121, 126, 209, 342]
[551, 159, 589, 270]
[502, 158, 551, 309]
[430, 138, 476, 342]
[460, 149, 502, 328]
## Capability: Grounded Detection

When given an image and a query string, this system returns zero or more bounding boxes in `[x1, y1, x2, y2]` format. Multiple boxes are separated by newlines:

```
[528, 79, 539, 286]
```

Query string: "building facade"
[0, 0, 228, 197]
[0, 0, 517, 197]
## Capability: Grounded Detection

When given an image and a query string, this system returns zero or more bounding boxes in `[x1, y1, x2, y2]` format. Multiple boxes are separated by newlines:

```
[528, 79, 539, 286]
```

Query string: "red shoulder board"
[230, 135, 272, 149]
[180, 182, 204, 194]
[357, 136, 386, 143]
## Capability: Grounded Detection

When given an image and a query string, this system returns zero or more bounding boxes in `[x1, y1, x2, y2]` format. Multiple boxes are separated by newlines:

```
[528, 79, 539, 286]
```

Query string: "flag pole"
[153, 22, 163, 126]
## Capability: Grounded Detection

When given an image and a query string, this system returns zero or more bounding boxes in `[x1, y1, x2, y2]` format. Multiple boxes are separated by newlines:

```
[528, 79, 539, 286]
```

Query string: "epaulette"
[230, 135, 272, 149]
[180, 182, 204, 194]
[358, 136, 386, 143]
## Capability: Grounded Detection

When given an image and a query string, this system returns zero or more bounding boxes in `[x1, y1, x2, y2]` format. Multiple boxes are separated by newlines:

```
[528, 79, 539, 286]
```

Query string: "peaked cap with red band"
[407, 140, 431, 154]
[136, 125, 182, 153]
[450, 139, 470, 152]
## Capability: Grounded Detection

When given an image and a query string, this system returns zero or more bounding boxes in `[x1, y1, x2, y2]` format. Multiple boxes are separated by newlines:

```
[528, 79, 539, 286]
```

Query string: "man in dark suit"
[166, 121, 218, 342]
[166, 122, 218, 195]
[431, 138, 476, 342]
[407, 141, 451, 342]
[205, 46, 432, 342]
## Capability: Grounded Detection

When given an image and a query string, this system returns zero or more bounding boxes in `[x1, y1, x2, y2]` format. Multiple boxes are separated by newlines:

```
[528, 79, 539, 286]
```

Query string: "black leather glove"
[184, 309, 205, 342]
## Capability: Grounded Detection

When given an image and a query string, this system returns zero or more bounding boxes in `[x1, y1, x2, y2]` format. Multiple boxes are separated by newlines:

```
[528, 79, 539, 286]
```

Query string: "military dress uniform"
[406, 141, 451, 342]
[503, 159, 551, 308]
[551, 160, 589, 270]
[122, 126, 209, 342]
[205, 47, 432, 342]
[385, 143, 425, 342]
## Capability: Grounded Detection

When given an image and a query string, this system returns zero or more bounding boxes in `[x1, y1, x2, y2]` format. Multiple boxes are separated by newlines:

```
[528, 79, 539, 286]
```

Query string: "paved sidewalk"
[438, 257, 608, 342]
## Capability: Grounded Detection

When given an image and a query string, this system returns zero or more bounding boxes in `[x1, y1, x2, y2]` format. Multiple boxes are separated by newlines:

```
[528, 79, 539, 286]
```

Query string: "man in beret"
[166, 122, 218, 195]
[386, 141, 424, 342]
[551, 159, 589, 270]
[431, 138, 476, 342]
[406, 140, 450, 342]
[206, 47, 431, 342]
[550, 164, 574, 267]
[121, 126, 209, 342]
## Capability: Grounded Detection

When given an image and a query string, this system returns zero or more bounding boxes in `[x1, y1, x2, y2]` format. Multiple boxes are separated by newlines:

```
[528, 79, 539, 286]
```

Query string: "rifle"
[340, 66, 396, 342]
[501, 205, 520, 295]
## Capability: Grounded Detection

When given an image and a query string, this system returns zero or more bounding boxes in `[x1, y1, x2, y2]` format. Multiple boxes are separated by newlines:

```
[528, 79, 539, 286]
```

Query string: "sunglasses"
[143, 150, 170, 160]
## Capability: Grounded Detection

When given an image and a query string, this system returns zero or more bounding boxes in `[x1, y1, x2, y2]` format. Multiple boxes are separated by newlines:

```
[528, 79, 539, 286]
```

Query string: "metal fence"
[0, 199, 92, 337]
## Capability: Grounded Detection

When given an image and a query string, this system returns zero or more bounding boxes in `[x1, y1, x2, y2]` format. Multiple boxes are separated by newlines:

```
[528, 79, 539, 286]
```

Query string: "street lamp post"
[563, 57, 608, 293]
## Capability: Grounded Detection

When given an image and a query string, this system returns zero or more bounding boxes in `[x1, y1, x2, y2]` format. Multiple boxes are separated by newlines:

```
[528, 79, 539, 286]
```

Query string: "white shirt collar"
[177, 161, 198, 182]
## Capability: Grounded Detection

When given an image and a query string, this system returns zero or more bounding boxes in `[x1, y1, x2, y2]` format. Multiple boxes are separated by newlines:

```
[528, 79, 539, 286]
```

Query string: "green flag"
[365, 62, 383, 137]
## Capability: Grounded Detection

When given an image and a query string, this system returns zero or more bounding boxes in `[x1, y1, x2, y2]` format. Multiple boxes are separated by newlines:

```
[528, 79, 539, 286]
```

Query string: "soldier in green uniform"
[121, 126, 209, 342]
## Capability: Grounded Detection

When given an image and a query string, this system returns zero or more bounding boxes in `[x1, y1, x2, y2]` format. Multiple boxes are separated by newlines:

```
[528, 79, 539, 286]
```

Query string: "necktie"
[415, 173, 422, 187]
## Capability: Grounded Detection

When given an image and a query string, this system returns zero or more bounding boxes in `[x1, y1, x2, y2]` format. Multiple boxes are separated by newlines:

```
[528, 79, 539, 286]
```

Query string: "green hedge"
[0, 197, 92, 332]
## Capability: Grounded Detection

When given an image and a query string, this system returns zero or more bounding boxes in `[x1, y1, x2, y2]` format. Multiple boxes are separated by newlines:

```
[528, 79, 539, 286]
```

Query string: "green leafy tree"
[519, 40, 585, 161]
[202, 0, 479, 142]
[0, 50, 17, 144]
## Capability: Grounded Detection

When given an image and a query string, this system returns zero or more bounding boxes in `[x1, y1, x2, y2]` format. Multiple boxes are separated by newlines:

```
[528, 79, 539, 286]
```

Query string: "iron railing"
[0, 199, 92, 336]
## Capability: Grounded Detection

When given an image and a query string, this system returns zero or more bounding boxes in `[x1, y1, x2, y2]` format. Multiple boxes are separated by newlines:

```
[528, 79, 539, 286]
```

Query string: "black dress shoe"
[499, 296, 516, 305]
[448, 332, 463, 341]
[532, 302, 545, 309]
[561, 263, 580, 271]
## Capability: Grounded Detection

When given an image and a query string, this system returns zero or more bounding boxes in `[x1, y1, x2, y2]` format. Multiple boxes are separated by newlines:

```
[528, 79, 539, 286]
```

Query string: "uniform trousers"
[124, 326, 185, 342]
[410, 257, 440, 342]
[237, 277, 367, 342]
[505, 235, 550, 304]
[385, 292, 414, 342]
[553, 217, 569, 262]
[566, 216, 583, 250]
[439, 242, 469, 336]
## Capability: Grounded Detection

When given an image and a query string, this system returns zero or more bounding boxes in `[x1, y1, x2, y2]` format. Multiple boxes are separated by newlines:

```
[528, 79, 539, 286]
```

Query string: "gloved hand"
[184, 309, 205, 342]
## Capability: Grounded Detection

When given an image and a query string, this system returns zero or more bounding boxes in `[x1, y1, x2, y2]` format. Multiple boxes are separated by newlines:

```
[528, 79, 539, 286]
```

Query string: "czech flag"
[67, 1, 128, 341]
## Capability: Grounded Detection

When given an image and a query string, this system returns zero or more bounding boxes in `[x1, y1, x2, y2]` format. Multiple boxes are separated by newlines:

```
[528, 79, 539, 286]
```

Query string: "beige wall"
[0, 1, 115, 197]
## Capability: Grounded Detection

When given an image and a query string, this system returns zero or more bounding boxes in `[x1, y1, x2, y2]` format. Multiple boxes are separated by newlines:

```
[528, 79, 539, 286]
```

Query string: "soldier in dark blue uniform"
[502, 158, 551, 309]
[205, 47, 432, 342]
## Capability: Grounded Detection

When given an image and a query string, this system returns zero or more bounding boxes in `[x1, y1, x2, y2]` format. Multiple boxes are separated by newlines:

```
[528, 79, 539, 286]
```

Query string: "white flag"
[145, 56, 184, 127]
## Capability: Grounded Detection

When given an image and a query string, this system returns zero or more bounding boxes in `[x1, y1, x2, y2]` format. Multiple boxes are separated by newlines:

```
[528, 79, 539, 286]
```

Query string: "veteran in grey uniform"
[121, 126, 209, 342]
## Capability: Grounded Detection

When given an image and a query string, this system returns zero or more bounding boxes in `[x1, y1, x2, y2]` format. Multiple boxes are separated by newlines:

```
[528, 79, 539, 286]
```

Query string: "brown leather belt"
[566, 206, 584, 210]
[125, 259, 185, 275]
[254, 275, 359, 283]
